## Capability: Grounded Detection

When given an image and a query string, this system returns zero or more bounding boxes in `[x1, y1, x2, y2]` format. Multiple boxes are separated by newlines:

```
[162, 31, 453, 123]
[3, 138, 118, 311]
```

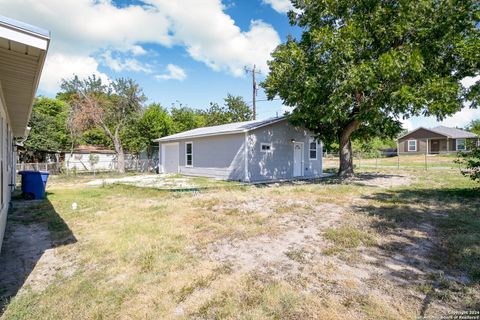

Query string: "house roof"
[0, 15, 50, 137]
[154, 116, 287, 142]
[398, 125, 478, 140]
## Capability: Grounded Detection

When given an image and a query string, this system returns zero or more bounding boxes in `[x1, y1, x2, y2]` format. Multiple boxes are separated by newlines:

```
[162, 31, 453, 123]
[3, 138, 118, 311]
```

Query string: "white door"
[293, 142, 304, 177]
[162, 143, 179, 173]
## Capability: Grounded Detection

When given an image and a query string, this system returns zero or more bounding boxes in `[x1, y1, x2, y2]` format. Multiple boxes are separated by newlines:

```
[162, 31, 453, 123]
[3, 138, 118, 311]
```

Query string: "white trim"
[260, 142, 272, 153]
[456, 138, 466, 151]
[244, 132, 249, 182]
[185, 141, 193, 167]
[293, 142, 304, 177]
[407, 140, 417, 152]
[0, 25, 49, 50]
[308, 137, 318, 160]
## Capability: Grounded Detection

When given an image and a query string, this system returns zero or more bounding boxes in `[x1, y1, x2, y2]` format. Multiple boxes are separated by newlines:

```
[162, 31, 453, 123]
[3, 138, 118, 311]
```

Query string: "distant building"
[64, 146, 118, 171]
[397, 126, 479, 154]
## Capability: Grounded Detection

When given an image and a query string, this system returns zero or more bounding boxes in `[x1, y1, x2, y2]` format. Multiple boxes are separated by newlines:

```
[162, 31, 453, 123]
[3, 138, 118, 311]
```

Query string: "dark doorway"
[430, 140, 440, 153]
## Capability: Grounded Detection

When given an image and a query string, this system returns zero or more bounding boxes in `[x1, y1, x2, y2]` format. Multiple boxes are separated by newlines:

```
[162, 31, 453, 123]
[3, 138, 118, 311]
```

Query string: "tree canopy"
[23, 97, 70, 161]
[263, 0, 480, 176]
[60, 75, 146, 172]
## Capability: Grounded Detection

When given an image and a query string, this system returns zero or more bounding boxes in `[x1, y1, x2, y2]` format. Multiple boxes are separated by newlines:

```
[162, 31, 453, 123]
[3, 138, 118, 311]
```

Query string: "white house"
[0, 16, 49, 251]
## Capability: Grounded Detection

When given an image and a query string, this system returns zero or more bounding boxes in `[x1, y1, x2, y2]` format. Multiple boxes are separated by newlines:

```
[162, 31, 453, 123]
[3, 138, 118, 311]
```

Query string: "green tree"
[223, 94, 253, 122]
[122, 103, 173, 157]
[466, 119, 480, 135]
[61, 75, 146, 173]
[24, 97, 70, 161]
[171, 106, 206, 133]
[263, 0, 479, 177]
[456, 144, 480, 182]
[204, 94, 253, 126]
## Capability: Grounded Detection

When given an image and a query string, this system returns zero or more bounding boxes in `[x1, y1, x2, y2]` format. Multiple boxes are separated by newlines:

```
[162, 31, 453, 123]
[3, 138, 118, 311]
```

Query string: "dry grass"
[2, 170, 479, 319]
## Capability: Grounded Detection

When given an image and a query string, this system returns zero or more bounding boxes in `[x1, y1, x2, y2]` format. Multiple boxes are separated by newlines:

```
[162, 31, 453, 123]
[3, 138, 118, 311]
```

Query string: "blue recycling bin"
[18, 171, 50, 199]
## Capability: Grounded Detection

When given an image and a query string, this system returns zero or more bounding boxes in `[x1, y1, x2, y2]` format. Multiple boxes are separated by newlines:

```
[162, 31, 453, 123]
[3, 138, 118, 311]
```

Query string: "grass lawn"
[1, 169, 479, 319]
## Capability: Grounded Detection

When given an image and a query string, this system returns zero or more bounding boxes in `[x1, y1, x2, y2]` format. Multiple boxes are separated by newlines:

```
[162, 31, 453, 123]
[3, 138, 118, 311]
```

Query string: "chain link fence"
[323, 152, 463, 171]
[16, 159, 158, 175]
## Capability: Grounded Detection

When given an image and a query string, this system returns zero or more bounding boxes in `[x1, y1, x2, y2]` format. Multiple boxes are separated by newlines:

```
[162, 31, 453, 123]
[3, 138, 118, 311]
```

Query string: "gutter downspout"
[244, 132, 249, 182]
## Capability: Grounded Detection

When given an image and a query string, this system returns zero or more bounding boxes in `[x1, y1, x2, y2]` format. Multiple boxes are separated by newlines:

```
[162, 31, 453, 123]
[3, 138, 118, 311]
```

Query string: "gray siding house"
[154, 117, 323, 182]
[397, 126, 479, 154]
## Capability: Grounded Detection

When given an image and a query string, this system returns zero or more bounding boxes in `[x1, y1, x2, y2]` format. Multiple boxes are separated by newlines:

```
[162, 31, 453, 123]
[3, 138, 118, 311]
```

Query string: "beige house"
[0, 16, 49, 251]
[397, 126, 479, 155]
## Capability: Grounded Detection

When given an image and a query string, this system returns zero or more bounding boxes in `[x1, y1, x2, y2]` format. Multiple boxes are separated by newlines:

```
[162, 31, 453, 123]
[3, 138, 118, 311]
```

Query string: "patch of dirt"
[203, 202, 345, 276]
[0, 201, 77, 310]
[86, 174, 193, 189]
[346, 173, 412, 188]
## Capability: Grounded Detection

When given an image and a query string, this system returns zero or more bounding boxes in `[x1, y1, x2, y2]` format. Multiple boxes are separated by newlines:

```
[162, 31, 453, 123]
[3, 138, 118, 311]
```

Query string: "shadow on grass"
[354, 186, 480, 312]
[0, 191, 76, 314]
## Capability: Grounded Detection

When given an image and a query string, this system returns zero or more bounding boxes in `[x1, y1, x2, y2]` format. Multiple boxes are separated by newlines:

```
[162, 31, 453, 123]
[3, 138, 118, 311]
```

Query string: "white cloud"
[149, 0, 281, 76]
[263, 0, 294, 14]
[155, 64, 187, 81]
[40, 53, 110, 93]
[100, 50, 152, 73]
[0, 0, 281, 93]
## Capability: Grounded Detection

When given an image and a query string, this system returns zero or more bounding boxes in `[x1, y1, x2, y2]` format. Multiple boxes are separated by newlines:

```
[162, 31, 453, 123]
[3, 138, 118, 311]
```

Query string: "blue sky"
[1, 0, 478, 129]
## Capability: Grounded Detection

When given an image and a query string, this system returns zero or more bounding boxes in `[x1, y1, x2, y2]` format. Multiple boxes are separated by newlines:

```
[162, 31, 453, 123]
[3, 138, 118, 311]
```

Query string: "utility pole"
[245, 65, 261, 120]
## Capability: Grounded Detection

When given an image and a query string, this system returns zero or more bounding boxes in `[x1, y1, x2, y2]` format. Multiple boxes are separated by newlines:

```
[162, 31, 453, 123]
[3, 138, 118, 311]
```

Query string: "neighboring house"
[154, 117, 323, 182]
[0, 16, 49, 251]
[64, 146, 118, 171]
[397, 126, 479, 154]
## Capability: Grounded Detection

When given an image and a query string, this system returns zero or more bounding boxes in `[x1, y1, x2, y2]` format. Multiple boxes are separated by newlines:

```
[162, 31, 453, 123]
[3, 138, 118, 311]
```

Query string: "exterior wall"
[64, 152, 118, 171]
[247, 120, 323, 182]
[0, 89, 14, 252]
[158, 120, 324, 182]
[399, 137, 479, 154]
[160, 133, 246, 180]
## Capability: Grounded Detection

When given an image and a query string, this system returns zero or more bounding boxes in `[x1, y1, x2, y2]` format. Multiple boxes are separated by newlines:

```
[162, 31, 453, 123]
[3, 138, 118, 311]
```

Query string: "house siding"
[161, 133, 246, 181]
[0, 90, 14, 252]
[247, 120, 322, 182]
[158, 120, 324, 182]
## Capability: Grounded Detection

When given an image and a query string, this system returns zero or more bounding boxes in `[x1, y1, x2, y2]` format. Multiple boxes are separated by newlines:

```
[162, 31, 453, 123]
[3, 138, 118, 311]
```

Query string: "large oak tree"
[263, 0, 479, 177]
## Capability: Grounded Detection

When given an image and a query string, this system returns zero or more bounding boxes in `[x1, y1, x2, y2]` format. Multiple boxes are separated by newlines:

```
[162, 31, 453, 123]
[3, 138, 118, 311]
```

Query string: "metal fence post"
[425, 153, 428, 171]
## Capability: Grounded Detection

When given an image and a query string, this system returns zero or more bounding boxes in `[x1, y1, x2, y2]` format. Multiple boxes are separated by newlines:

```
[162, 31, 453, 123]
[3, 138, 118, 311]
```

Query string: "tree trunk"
[113, 129, 125, 173]
[339, 137, 354, 177]
[338, 120, 360, 178]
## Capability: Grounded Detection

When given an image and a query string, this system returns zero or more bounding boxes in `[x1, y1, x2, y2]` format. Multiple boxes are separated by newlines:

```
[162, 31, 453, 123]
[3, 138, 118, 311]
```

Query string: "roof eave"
[154, 117, 287, 143]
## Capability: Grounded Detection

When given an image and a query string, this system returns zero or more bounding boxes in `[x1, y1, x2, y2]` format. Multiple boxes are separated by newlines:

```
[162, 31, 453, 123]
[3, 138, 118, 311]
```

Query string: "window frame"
[309, 138, 318, 160]
[185, 141, 193, 167]
[407, 140, 417, 152]
[456, 138, 466, 151]
[260, 143, 272, 153]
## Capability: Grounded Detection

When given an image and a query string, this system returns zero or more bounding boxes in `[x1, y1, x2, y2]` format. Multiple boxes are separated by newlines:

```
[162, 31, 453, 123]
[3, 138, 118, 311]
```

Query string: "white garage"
[161, 143, 179, 173]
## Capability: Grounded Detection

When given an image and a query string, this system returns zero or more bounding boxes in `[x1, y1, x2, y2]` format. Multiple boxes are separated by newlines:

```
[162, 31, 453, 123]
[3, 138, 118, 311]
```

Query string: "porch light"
[290, 139, 296, 143]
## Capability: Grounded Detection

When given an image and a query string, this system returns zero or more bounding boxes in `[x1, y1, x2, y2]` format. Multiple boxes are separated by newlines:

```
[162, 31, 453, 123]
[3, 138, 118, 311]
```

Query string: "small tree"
[466, 119, 480, 136]
[61, 75, 146, 173]
[456, 143, 480, 182]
